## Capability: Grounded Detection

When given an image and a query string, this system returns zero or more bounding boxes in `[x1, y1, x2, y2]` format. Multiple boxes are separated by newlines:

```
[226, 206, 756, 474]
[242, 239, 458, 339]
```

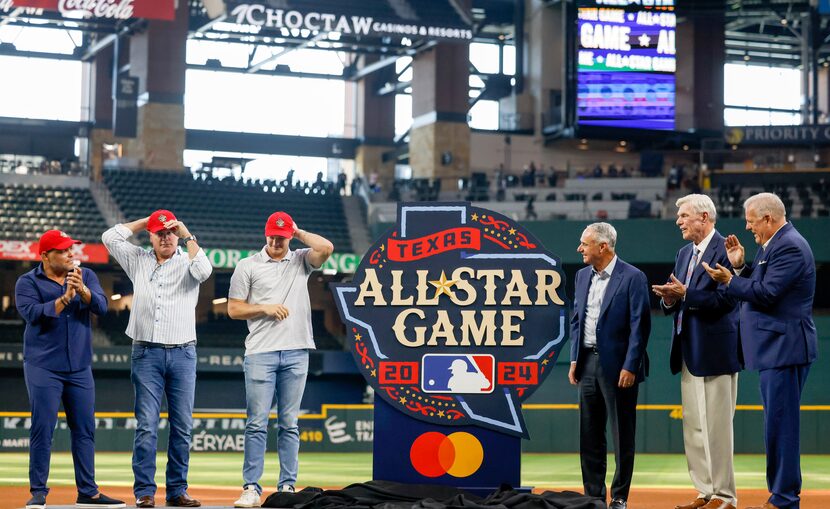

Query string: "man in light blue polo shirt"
[228, 211, 333, 507]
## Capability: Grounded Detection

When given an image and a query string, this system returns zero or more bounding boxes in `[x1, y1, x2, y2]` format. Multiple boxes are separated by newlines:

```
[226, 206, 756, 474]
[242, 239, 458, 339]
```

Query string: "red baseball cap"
[147, 209, 177, 233]
[265, 211, 294, 238]
[38, 229, 81, 254]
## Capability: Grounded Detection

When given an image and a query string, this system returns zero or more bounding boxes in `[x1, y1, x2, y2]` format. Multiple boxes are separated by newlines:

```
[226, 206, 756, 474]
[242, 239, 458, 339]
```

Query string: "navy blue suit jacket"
[662, 231, 741, 376]
[727, 223, 817, 371]
[570, 258, 651, 383]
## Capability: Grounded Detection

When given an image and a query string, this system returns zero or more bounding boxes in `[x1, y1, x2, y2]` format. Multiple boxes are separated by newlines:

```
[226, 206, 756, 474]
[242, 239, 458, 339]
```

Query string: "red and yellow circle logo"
[409, 432, 484, 478]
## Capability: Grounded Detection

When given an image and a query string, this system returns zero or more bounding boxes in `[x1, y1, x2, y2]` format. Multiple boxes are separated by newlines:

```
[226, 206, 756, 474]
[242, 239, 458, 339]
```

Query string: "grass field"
[1, 453, 829, 491]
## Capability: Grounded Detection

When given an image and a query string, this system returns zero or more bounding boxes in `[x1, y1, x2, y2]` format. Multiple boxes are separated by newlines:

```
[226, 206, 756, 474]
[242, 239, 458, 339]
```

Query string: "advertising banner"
[203, 248, 361, 273]
[224, 1, 473, 41]
[0, 406, 374, 453]
[8, 0, 175, 20]
[0, 240, 109, 264]
[725, 125, 830, 146]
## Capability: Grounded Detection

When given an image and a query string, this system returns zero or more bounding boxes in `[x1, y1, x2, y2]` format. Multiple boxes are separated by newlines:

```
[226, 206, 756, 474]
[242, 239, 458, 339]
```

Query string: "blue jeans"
[130, 344, 197, 500]
[242, 349, 309, 493]
[24, 363, 98, 498]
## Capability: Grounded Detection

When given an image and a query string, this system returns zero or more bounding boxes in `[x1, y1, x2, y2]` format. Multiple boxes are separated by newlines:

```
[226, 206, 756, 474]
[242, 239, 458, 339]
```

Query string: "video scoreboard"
[576, 0, 676, 130]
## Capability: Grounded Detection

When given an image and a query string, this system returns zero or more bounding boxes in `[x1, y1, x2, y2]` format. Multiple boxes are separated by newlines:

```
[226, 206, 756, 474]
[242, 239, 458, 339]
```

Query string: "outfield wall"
[1, 315, 827, 454]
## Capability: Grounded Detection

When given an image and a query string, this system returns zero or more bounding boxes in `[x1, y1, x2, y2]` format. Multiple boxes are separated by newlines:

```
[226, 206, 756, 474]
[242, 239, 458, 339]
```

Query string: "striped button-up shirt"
[102, 224, 213, 344]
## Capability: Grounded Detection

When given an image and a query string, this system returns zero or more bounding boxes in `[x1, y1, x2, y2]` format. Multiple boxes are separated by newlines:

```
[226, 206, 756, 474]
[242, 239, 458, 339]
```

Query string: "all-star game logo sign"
[331, 202, 569, 438]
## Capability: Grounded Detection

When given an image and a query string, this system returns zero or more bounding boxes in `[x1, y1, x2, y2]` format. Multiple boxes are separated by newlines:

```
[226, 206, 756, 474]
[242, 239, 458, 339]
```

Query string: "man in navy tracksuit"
[15, 230, 124, 509]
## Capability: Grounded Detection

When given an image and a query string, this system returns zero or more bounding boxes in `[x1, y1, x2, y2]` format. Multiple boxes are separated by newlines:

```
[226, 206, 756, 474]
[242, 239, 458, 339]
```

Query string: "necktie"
[676, 248, 699, 335]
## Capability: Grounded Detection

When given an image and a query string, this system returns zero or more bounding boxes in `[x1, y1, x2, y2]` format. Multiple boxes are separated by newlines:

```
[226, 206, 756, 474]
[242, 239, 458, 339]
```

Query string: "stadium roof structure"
[0, 0, 517, 64]
[690, 0, 830, 67]
[7, 0, 830, 74]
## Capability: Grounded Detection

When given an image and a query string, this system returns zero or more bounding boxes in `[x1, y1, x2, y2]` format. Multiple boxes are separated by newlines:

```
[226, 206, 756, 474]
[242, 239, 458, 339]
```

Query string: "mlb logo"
[421, 354, 495, 394]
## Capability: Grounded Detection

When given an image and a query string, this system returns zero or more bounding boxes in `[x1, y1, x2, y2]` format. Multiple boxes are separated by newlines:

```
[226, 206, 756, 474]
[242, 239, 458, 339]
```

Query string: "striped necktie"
[676, 248, 699, 335]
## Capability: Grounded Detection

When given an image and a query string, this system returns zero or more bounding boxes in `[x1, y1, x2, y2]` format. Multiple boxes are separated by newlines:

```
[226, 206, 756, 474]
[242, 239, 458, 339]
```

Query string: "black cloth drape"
[263, 480, 605, 509]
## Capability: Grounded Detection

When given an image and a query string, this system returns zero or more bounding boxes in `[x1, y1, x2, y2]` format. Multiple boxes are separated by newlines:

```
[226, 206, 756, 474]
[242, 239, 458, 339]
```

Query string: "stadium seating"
[714, 181, 830, 219]
[103, 169, 353, 252]
[0, 183, 109, 243]
[370, 176, 666, 222]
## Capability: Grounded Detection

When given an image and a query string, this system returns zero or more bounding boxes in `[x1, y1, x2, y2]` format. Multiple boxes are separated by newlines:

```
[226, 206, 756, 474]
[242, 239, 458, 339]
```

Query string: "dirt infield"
[1, 485, 829, 509]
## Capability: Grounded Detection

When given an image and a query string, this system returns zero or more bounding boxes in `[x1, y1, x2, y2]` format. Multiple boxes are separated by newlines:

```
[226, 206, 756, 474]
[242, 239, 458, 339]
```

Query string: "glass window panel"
[0, 56, 81, 121]
[469, 75, 485, 88]
[263, 48, 344, 74]
[395, 94, 412, 138]
[184, 149, 332, 184]
[724, 108, 768, 126]
[0, 26, 80, 54]
[469, 100, 499, 130]
[470, 42, 499, 74]
[187, 40, 344, 75]
[184, 70, 344, 136]
[396, 57, 412, 73]
[724, 63, 801, 111]
[769, 111, 802, 125]
[187, 39, 252, 67]
[502, 44, 516, 75]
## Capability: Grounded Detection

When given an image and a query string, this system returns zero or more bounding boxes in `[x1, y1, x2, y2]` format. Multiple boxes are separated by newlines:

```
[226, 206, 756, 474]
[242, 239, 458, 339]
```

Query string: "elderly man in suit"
[703, 192, 817, 509]
[653, 194, 740, 509]
[569, 222, 651, 509]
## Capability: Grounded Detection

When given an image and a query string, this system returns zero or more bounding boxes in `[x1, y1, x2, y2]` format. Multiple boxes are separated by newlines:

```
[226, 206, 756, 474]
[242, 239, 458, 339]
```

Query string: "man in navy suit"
[569, 222, 651, 509]
[653, 194, 740, 509]
[703, 193, 817, 509]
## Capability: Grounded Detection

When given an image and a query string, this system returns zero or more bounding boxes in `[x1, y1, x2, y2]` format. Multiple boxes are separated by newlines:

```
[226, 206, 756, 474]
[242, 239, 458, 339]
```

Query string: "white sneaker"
[278, 485, 295, 493]
[234, 487, 261, 508]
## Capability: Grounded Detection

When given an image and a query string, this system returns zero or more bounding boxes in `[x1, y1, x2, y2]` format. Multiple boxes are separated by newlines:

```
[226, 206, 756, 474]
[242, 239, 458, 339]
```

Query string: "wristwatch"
[182, 236, 198, 244]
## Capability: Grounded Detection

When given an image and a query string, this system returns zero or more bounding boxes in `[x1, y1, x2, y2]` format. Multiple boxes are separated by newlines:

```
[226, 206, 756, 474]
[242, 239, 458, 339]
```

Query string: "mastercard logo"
[409, 431, 484, 478]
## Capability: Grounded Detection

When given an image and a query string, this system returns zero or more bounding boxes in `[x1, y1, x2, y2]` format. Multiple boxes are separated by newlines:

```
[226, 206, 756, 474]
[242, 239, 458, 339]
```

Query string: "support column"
[82, 43, 116, 180]
[348, 55, 397, 192]
[122, 0, 189, 170]
[497, 1, 565, 145]
[409, 42, 470, 189]
[676, 13, 724, 132]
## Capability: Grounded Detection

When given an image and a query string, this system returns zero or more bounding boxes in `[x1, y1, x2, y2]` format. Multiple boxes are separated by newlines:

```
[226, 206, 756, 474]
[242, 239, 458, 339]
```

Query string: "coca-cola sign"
[9, 0, 174, 20]
[0, 240, 109, 264]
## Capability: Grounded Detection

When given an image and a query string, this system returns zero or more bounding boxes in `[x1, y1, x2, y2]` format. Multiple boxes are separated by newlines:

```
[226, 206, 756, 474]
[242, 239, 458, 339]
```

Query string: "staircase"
[341, 195, 372, 255]
[89, 180, 130, 241]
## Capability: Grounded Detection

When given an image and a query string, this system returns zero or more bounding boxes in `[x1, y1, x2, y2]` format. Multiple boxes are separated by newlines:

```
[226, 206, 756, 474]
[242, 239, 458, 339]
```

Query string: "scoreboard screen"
[576, 0, 676, 130]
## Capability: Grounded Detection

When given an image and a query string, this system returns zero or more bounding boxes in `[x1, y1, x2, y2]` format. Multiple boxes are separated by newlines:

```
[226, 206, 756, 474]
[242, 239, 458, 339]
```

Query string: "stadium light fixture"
[111, 294, 122, 301]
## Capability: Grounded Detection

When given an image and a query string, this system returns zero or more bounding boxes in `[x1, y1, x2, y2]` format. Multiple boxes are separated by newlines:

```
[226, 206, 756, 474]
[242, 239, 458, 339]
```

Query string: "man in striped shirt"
[102, 210, 212, 508]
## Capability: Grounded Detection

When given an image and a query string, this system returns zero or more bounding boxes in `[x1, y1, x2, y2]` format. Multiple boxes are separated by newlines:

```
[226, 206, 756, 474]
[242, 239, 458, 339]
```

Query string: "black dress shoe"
[76, 493, 126, 508]
[136, 496, 155, 508]
[609, 499, 627, 509]
[166, 494, 201, 507]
